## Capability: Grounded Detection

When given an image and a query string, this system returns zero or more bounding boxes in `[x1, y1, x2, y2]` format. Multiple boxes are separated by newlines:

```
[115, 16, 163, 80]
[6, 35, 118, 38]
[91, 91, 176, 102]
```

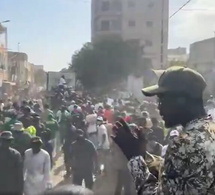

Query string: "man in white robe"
[24, 136, 52, 195]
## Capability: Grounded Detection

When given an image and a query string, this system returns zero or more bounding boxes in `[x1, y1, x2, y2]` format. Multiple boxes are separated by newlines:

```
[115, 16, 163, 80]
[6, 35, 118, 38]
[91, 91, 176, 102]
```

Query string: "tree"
[70, 38, 140, 90]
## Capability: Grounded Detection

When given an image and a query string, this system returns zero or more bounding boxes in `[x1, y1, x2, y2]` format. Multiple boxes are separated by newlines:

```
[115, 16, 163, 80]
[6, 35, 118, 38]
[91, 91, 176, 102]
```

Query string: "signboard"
[47, 71, 76, 91]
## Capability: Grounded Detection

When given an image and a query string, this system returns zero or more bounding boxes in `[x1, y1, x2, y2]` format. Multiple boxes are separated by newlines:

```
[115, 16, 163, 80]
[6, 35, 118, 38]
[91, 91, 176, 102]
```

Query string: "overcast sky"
[169, 0, 215, 48]
[0, 0, 215, 71]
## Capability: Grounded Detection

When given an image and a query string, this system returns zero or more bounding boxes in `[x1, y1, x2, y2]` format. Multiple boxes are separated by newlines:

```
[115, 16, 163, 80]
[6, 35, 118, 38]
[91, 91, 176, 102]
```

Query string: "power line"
[169, 0, 192, 19]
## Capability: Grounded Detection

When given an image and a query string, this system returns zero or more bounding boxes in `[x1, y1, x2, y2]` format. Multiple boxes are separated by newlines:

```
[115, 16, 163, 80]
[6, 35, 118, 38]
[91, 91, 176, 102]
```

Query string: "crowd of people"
[1, 66, 215, 195]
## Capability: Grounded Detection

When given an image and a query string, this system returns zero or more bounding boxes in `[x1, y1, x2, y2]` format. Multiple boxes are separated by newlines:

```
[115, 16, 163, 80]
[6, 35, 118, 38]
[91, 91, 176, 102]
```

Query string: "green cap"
[142, 66, 206, 98]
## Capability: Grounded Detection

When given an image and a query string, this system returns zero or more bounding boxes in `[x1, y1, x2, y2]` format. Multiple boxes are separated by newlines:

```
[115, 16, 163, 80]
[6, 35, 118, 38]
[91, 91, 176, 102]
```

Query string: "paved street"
[52, 155, 66, 186]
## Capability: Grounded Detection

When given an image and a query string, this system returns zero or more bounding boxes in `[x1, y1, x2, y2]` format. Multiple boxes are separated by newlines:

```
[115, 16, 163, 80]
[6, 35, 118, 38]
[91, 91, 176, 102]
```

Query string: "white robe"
[24, 149, 51, 195]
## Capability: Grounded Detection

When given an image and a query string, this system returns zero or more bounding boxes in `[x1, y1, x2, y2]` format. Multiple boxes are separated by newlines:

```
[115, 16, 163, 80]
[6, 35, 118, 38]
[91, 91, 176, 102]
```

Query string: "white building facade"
[91, 0, 169, 69]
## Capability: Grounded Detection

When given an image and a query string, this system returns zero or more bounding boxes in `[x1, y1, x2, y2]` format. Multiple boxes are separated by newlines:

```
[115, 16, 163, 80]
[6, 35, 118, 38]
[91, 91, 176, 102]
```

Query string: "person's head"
[31, 136, 43, 154]
[61, 106, 66, 112]
[98, 106, 103, 111]
[76, 129, 85, 142]
[43, 185, 94, 195]
[61, 75, 65, 79]
[141, 111, 150, 118]
[169, 129, 179, 140]
[97, 116, 103, 125]
[23, 106, 31, 116]
[13, 122, 24, 131]
[136, 117, 147, 127]
[44, 104, 50, 109]
[142, 66, 206, 128]
[121, 112, 126, 118]
[34, 103, 40, 110]
[13, 102, 19, 110]
[151, 117, 159, 127]
[22, 100, 27, 106]
[42, 129, 52, 141]
[104, 104, 111, 110]
[0, 131, 14, 149]
[73, 105, 78, 111]
[28, 100, 33, 107]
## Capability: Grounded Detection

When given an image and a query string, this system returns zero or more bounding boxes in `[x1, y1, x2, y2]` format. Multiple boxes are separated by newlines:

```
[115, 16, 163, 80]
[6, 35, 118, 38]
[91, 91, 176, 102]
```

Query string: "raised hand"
[111, 118, 142, 160]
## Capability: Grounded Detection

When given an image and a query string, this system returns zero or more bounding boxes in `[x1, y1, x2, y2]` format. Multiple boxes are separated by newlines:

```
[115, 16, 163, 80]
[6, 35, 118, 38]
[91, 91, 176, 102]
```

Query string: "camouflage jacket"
[128, 117, 215, 195]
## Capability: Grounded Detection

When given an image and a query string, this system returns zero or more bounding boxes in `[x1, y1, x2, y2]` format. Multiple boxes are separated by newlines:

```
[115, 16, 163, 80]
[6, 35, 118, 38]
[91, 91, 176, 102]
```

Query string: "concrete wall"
[189, 37, 215, 73]
[189, 37, 215, 95]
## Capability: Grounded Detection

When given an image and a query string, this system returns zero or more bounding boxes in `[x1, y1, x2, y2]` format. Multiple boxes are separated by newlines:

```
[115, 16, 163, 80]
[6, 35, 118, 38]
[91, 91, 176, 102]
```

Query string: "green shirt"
[45, 119, 59, 139]
[3, 118, 20, 131]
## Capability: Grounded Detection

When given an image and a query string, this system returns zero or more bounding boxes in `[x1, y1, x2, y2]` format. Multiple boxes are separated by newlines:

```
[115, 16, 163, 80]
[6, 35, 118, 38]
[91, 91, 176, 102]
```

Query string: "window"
[128, 0, 135, 8]
[145, 40, 153, 46]
[146, 21, 153, 27]
[101, 1, 110, 11]
[101, 20, 110, 31]
[128, 20, 136, 27]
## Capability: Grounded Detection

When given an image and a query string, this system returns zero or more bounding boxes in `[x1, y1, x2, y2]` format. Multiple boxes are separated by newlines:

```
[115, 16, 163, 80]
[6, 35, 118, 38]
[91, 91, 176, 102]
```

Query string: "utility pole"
[160, 0, 164, 69]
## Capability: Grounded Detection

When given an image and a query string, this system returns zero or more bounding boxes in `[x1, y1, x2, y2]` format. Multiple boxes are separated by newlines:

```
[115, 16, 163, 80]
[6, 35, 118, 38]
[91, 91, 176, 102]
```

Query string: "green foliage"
[70, 38, 139, 90]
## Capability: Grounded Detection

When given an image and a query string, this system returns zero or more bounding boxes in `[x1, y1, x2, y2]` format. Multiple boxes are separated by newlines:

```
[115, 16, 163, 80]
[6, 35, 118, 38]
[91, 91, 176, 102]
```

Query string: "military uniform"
[128, 117, 215, 195]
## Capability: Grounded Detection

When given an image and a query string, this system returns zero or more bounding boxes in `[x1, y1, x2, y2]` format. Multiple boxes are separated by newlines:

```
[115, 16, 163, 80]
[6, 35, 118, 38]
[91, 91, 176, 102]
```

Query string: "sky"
[0, 0, 215, 71]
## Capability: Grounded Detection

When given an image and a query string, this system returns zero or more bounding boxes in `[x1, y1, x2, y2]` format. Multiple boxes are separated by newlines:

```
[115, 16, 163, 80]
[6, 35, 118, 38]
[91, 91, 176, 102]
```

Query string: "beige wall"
[189, 37, 215, 73]
[91, 0, 169, 69]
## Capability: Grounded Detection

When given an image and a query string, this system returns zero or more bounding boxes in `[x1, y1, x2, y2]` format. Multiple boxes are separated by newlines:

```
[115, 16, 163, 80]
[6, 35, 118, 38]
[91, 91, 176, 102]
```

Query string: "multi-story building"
[168, 47, 188, 61]
[0, 23, 8, 81]
[189, 37, 215, 73]
[189, 37, 215, 95]
[91, 0, 169, 69]
[8, 51, 28, 84]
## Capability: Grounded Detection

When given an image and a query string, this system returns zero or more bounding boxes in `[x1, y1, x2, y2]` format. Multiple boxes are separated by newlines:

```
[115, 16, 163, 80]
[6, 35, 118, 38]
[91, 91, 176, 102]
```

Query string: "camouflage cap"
[142, 66, 206, 98]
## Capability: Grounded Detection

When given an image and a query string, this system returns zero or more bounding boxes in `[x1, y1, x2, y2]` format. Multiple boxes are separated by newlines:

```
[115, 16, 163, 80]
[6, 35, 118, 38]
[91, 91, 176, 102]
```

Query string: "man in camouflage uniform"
[112, 66, 215, 195]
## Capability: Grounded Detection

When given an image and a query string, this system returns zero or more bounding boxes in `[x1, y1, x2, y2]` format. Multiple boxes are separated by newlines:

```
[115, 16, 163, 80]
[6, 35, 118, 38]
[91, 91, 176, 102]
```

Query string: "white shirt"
[86, 113, 97, 134]
[24, 149, 51, 195]
[97, 124, 110, 150]
[68, 105, 82, 113]
[59, 77, 66, 85]
[162, 145, 168, 157]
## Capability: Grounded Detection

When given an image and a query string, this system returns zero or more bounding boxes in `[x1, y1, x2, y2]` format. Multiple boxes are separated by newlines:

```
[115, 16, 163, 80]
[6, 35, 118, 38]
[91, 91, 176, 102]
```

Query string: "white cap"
[97, 116, 103, 121]
[170, 130, 179, 137]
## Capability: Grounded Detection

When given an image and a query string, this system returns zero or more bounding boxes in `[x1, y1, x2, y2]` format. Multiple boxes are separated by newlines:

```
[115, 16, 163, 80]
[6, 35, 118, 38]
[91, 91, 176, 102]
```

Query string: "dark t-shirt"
[0, 147, 23, 194]
[152, 126, 164, 145]
[12, 131, 31, 157]
[70, 139, 96, 171]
